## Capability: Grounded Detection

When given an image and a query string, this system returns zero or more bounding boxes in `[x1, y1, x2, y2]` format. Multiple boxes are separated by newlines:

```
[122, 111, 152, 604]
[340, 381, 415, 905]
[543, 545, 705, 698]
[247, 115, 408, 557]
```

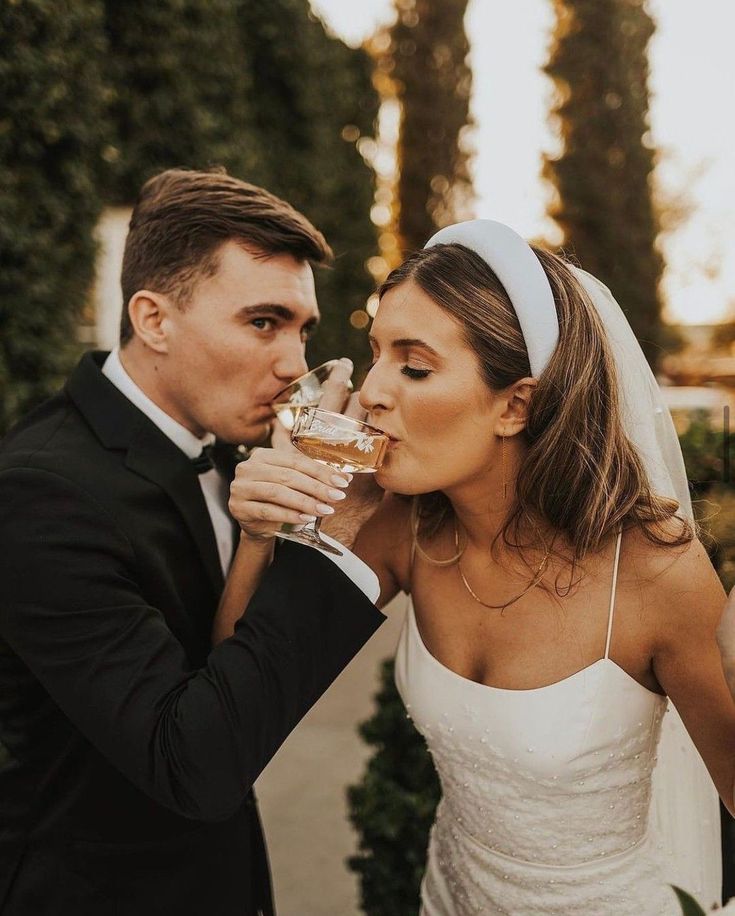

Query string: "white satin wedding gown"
[395, 531, 681, 915]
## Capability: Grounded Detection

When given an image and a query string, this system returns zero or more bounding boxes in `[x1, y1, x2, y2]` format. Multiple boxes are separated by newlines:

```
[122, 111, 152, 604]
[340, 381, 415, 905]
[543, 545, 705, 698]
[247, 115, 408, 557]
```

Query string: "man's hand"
[317, 358, 354, 413]
[229, 448, 351, 541]
[319, 471, 384, 550]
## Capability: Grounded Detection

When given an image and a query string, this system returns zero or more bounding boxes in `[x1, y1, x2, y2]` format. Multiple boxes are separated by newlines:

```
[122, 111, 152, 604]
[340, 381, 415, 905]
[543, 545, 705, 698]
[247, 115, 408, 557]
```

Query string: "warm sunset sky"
[310, 0, 735, 325]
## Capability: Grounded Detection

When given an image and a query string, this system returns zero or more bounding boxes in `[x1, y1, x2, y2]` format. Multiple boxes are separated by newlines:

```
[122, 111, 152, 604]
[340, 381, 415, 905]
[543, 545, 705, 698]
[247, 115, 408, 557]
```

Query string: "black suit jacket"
[0, 352, 384, 915]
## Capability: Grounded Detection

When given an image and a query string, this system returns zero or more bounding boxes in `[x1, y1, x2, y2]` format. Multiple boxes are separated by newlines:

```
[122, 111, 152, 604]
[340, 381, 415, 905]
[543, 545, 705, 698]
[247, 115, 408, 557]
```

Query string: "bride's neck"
[443, 440, 523, 550]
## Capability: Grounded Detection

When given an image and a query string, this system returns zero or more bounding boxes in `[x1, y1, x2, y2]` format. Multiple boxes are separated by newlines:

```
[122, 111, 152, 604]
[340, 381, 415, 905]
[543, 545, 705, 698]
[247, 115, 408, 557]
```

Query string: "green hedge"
[2, 1, 378, 433]
[0, 0, 109, 432]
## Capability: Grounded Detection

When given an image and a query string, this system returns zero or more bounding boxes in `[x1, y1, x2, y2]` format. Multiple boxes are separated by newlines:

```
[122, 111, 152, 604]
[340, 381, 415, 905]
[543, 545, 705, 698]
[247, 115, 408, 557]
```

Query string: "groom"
[0, 168, 384, 915]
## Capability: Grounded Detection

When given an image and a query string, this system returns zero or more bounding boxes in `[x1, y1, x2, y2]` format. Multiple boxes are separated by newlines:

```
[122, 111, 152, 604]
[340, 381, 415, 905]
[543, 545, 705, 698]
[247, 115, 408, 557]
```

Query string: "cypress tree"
[387, 0, 473, 254]
[543, 0, 664, 367]
[0, 0, 109, 433]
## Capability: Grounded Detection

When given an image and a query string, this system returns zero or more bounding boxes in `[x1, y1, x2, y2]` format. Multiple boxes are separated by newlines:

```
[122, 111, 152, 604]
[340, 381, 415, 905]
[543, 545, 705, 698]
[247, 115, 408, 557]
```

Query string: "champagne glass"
[271, 361, 353, 431]
[278, 407, 389, 557]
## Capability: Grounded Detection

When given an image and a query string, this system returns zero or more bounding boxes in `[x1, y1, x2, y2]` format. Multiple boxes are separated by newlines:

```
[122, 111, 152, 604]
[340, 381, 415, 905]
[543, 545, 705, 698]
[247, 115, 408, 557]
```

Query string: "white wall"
[93, 207, 132, 350]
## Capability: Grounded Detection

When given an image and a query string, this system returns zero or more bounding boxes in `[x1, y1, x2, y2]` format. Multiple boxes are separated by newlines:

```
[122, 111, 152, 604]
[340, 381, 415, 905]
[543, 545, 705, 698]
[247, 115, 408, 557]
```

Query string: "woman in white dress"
[223, 221, 735, 914]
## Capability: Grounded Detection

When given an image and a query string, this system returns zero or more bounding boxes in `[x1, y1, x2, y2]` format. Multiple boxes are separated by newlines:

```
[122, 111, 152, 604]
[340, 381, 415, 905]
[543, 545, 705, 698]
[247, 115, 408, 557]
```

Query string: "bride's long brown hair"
[378, 242, 692, 584]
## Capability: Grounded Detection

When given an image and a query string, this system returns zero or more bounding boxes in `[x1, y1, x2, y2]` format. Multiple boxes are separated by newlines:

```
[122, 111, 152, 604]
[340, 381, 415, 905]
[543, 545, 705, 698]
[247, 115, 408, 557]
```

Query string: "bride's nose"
[359, 361, 394, 414]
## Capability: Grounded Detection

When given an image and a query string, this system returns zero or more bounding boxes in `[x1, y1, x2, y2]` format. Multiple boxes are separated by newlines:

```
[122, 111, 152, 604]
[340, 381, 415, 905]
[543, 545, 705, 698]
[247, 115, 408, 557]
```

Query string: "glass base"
[278, 524, 343, 557]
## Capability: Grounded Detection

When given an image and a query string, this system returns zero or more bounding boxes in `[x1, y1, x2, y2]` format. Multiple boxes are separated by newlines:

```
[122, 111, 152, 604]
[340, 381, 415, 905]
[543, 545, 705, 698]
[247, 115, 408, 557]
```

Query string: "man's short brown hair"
[119, 168, 332, 345]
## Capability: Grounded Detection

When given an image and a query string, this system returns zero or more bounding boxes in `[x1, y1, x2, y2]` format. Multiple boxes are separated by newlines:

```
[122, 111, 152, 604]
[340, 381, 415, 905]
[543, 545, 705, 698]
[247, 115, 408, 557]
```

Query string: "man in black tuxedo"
[0, 169, 384, 915]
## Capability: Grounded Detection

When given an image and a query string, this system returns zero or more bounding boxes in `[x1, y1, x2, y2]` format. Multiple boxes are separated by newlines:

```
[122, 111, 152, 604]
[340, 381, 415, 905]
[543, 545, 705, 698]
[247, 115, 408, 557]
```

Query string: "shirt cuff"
[314, 533, 380, 604]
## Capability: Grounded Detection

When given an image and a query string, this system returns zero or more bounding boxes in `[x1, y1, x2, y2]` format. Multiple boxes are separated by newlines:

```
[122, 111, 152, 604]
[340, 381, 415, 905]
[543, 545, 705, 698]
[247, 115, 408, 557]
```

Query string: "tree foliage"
[544, 0, 664, 367]
[1, 0, 379, 433]
[0, 0, 109, 433]
[102, 0, 258, 204]
[347, 658, 440, 915]
[384, 0, 473, 255]
[235, 1, 379, 368]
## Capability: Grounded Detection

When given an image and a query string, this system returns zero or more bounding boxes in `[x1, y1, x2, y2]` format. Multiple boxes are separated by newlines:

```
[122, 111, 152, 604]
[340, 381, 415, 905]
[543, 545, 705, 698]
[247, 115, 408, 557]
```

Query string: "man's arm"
[0, 468, 384, 822]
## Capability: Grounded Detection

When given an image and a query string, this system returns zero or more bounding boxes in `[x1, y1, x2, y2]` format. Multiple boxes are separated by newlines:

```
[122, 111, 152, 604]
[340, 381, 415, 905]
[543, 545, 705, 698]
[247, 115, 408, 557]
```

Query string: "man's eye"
[401, 365, 431, 380]
[251, 317, 275, 331]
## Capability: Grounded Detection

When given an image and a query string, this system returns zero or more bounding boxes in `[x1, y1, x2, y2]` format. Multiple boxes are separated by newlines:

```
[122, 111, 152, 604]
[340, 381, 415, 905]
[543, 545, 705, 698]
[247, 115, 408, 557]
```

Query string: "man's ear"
[492, 377, 537, 437]
[126, 290, 172, 354]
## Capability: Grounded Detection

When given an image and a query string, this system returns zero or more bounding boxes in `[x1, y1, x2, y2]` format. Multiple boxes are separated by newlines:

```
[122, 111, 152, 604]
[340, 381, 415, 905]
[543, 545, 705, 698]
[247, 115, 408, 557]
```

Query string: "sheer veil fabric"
[573, 267, 721, 909]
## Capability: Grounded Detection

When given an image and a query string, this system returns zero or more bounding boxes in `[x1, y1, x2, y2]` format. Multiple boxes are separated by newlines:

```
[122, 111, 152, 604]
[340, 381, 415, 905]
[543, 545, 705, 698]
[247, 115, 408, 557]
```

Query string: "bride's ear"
[494, 377, 537, 436]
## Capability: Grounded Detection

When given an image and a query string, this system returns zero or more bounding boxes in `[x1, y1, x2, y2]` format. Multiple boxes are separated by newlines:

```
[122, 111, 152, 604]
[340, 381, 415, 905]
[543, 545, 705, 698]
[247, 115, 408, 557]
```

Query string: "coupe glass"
[271, 361, 353, 431]
[278, 407, 389, 557]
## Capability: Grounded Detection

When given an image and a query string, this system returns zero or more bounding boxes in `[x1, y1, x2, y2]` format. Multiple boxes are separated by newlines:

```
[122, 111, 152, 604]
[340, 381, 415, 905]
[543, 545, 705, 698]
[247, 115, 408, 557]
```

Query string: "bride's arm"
[351, 492, 413, 609]
[651, 537, 735, 815]
[212, 534, 275, 645]
[717, 589, 735, 700]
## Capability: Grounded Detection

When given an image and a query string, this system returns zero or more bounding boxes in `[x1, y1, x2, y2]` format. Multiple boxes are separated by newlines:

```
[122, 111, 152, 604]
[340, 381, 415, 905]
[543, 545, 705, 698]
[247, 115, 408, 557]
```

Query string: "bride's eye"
[401, 365, 431, 380]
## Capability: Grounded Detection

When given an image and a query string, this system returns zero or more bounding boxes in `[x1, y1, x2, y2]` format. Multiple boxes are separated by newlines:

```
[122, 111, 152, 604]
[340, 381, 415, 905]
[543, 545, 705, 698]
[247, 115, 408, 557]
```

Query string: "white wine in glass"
[279, 407, 389, 556]
[293, 417, 388, 474]
[271, 361, 353, 431]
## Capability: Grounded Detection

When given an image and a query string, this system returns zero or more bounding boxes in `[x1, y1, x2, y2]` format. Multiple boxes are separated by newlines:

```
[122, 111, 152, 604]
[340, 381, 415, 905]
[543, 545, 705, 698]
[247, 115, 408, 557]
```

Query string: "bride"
[220, 220, 735, 914]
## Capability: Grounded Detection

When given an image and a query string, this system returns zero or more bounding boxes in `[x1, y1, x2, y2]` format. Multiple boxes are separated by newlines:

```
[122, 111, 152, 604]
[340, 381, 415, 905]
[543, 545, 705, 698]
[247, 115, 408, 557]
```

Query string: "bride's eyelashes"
[366, 358, 431, 380]
[401, 365, 432, 380]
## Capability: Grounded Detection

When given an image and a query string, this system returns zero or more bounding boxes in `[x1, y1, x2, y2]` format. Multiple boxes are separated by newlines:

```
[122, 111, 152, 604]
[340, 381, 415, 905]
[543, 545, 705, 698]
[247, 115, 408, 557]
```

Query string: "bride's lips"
[371, 425, 400, 445]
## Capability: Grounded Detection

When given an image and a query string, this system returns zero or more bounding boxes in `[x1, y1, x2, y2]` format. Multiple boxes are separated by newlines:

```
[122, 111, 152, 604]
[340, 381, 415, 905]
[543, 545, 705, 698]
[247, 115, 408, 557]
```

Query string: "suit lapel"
[125, 429, 225, 595]
[67, 351, 224, 595]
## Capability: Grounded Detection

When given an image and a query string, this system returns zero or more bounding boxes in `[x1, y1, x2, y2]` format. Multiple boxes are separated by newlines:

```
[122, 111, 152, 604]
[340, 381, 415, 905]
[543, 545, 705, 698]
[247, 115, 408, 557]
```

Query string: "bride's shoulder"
[621, 518, 725, 629]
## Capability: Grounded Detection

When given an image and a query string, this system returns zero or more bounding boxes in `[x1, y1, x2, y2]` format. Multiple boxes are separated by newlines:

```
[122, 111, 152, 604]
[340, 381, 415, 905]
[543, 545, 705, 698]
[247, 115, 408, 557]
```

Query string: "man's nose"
[273, 340, 309, 383]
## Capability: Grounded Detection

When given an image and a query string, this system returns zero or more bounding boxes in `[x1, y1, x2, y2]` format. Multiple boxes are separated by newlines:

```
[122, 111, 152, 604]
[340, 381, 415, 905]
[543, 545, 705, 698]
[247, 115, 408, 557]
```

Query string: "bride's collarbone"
[411, 563, 661, 693]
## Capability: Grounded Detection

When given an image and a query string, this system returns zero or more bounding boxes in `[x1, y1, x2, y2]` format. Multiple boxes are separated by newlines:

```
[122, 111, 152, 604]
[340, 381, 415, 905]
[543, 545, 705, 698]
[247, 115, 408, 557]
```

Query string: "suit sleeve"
[0, 468, 385, 821]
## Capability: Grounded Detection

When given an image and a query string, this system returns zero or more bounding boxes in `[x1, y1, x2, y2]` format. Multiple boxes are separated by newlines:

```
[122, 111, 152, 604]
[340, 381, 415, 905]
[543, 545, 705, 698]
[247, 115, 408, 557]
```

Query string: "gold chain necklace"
[453, 520, 551, 610]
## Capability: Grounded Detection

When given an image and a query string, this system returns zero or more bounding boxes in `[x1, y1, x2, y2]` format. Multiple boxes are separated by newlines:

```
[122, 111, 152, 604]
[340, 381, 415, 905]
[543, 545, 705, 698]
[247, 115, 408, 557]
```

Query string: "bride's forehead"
[374, 283, 464, 338]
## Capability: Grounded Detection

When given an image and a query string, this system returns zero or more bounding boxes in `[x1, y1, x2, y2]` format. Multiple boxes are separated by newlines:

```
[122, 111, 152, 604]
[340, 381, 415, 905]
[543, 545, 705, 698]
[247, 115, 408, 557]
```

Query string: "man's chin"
[232, 420, 273, 448]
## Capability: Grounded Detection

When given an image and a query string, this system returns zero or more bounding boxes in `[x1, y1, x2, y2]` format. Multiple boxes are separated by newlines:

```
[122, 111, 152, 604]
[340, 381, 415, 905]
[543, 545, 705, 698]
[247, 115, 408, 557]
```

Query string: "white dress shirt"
[102, 349, 379, 602]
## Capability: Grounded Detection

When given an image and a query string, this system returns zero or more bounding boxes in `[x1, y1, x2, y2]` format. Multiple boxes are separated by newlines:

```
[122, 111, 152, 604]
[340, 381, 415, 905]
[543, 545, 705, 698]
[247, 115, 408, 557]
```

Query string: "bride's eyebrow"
[392, 337, 441, 359]
[368, 333, 440, 359]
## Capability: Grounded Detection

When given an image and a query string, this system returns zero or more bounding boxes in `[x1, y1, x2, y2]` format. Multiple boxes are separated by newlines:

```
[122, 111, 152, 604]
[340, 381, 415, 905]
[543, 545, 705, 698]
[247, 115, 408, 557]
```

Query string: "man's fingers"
[270, 419, 293, 451]
[318, 358, 353, 413]
[342, 390, 368, 423]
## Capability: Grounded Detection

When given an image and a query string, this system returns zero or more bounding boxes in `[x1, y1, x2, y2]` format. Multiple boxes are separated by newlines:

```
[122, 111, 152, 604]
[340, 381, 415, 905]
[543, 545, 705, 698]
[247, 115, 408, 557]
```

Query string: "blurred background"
[1, 0, 734, 913]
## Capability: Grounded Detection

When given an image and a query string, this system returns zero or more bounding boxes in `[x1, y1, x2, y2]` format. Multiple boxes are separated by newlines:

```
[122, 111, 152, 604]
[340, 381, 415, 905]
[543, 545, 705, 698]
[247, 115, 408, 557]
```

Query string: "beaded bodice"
[394, 528, 677, 914]
[396, 605, 666, 867]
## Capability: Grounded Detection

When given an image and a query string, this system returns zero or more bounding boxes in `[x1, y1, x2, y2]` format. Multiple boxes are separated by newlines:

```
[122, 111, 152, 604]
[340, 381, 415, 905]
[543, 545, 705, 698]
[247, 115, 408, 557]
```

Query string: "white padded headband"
[424, 219, 559, 377]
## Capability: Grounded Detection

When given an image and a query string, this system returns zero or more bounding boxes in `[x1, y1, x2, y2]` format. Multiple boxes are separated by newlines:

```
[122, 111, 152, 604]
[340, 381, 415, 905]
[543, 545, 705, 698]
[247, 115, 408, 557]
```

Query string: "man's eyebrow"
[369, 334, 441, 359]
[236, 303, 319, 326]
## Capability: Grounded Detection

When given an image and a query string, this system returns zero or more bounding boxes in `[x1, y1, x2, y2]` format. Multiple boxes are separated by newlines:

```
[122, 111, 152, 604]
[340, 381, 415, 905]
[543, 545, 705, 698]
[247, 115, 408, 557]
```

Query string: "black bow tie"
[191, 443, 248, 477]
[191, 444, 216, 475]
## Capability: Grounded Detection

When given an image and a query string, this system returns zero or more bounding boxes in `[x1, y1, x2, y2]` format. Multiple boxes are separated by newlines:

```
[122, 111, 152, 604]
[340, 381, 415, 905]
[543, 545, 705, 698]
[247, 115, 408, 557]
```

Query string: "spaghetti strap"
[604, 529, 624, 660]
